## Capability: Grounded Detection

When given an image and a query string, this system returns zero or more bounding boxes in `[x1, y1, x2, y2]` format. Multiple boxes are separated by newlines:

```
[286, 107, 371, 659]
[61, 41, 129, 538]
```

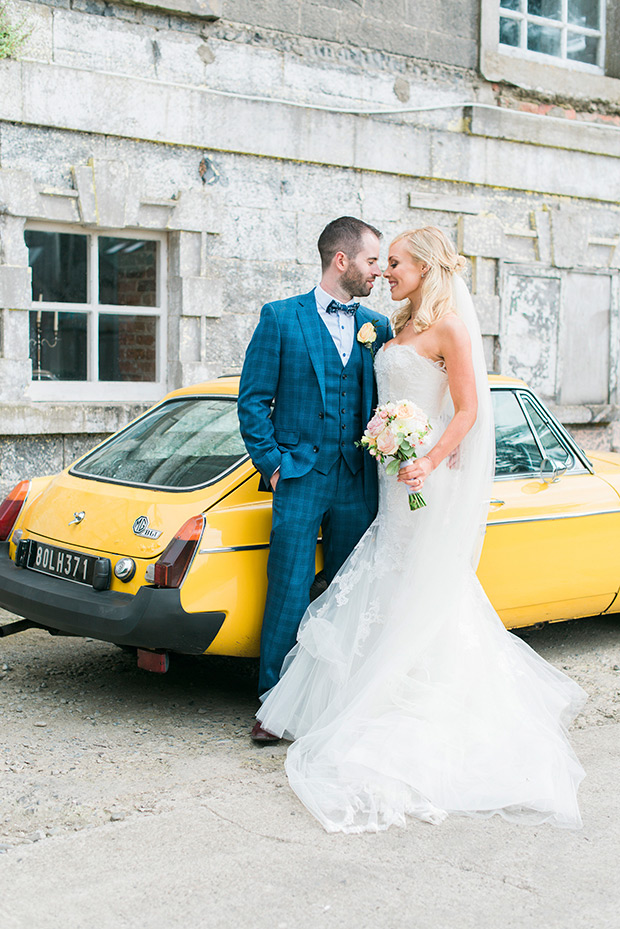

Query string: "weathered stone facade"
[1, 0, 619, 494]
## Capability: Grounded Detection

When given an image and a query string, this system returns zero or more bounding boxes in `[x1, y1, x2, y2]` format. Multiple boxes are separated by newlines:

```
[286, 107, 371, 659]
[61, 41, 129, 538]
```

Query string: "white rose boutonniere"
[357, 321, 378, 356]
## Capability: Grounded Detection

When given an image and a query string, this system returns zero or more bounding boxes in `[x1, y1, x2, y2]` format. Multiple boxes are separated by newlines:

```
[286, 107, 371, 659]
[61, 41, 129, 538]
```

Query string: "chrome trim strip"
[488, 508, 620, 527]
[517, 389, 593, 473]
[493, 468, 590, 482]
[199, 538, 323, 555]
[69, 453, 251, 493]
[199, 543, 270, 554]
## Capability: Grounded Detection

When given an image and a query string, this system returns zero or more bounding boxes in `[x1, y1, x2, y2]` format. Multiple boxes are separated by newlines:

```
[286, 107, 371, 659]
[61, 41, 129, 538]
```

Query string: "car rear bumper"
[0, 542, 225, 654]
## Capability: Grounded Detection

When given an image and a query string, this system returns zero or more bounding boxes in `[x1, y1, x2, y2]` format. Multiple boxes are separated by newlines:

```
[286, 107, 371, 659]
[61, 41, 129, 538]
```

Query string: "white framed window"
[499, 0, 606, 72]
[24, 224, 167, 402]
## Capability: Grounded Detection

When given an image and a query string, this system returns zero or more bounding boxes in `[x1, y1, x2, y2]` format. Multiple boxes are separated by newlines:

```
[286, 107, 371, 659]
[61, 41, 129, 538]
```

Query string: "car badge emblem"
[132, 516, 162, 540]
[68, 511, 86, 526]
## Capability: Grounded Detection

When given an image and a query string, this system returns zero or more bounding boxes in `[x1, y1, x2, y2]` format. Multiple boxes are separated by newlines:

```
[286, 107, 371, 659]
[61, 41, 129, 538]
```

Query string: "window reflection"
[567, 32, 598, 64]
[99, 238, 157, 307]
[74, 398, 248, 488]
[527, 22, 561, 56]
[492, 391, 543, 476]
[567, 0, 599, 29]
[29, 311, 87, 381]
[99, 314, 157, 382]
[25, 231, 88, 304]
[499, 0, 602, 66]
[527, 0, 561, 20]
[522, 398, 574, 469]
[500, 17, 520, 46]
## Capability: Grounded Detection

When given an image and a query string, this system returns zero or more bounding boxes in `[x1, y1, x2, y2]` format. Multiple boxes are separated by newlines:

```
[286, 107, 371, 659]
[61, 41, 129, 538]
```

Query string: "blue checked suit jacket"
[238, 289, 392, 512]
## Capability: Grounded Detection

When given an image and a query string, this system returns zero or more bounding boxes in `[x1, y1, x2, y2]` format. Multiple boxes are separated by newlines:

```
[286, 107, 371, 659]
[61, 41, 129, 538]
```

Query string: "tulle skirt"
[258, 464, 586, 834]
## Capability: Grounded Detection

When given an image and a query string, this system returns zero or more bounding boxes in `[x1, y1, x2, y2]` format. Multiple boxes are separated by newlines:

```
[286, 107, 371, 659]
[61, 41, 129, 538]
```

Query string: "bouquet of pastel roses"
[357, 400, 432, 510]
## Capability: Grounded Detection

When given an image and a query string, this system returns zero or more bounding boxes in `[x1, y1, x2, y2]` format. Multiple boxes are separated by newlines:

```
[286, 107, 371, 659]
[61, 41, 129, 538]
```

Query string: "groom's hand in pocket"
[270, 469, 280, 491]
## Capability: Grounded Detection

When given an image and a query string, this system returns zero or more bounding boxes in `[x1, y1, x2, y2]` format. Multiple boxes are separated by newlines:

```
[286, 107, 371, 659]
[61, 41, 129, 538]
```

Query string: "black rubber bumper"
[0, 543, 225, 655]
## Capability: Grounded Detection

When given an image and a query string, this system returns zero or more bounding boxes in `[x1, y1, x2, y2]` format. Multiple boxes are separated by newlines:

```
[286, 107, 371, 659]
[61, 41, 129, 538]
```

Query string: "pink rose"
[366, 414, 384, 437]
[394, 401, 415, 421]
[376, 427, 399, 455]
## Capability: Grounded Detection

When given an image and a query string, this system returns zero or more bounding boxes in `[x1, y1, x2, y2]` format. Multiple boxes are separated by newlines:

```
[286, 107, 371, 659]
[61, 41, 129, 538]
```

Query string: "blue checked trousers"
[258, 458, 374, 697]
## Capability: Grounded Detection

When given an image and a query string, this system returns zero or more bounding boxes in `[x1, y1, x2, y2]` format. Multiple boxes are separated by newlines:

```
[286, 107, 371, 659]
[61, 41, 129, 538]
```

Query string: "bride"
[257, 226, 586, 834]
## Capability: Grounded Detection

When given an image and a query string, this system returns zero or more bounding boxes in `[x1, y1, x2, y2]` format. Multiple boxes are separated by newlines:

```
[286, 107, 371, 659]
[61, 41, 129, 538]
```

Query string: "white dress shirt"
[314, 283, 356, 366]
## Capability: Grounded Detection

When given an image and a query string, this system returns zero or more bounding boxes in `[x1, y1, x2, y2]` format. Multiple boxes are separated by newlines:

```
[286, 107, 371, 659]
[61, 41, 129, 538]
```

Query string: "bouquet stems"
[407, 491, 426, 511]
[398, 459, 426, 510]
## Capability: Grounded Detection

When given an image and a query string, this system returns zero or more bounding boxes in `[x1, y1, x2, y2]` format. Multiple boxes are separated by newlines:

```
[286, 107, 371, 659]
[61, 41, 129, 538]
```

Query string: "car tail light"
[0, 481, 30, 542]
[153, 515, 205, 588]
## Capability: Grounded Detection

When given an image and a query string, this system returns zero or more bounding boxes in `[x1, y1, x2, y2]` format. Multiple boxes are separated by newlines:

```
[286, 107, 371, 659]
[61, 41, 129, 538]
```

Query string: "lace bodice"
[374, 343, 449, 420]
[372, 344, 450, 529]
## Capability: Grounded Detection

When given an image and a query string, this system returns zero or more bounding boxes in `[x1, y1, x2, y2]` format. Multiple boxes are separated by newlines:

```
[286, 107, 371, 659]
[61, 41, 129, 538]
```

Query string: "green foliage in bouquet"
[384, 439, 416, 476]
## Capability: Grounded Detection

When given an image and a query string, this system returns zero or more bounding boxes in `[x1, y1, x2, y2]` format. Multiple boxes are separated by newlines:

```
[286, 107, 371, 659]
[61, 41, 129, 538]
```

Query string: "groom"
[238, 216, 392, 740]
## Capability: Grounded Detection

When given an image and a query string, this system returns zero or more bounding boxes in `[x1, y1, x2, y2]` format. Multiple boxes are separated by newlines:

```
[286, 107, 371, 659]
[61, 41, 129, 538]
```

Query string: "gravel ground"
[0, 609, 263, 849]
[0, 607, 619, 928]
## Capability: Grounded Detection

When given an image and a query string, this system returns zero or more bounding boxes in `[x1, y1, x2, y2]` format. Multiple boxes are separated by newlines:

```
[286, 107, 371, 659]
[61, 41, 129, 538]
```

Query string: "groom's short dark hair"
[317, 216, 382, 271]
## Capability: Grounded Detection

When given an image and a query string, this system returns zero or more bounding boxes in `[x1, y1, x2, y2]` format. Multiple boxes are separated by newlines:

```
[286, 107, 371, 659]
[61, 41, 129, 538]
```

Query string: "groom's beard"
[340, 265, 373, 298]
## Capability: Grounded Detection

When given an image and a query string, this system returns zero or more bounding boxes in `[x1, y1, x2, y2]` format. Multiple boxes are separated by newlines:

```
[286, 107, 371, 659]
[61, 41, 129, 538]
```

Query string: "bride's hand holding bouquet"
[357, 400, 433, 510]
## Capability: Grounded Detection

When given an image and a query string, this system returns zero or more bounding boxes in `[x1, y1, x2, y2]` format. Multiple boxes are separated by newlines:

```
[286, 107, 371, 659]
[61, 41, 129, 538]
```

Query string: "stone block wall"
[0, 0, 619, 496]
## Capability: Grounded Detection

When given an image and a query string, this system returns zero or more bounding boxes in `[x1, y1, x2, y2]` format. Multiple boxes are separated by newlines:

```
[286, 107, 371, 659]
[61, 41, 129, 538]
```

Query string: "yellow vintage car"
[0, 374, 619, 669]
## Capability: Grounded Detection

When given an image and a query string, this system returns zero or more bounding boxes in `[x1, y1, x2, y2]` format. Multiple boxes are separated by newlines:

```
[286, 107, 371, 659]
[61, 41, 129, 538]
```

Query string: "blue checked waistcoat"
[238, 289, 392, 513]
[315, 318, 364, 476]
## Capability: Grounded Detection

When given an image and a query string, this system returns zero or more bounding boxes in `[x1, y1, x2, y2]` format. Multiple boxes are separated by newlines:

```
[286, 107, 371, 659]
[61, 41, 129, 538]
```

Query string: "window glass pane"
[98, 238, 157, 307]
[99, 314, 157, 382]
[29, 311, 87, 381]
[500, 17, 521, 46]
[567, 31, 599, 63]
[500, 0, 521, 10]
[527, 0, 561, 19]
[527, 21, 561, 55]
[492, 391, 543, 476]
[567, 0, 600, 29]
[522, 398, 574, 469]
[73, 398, 248, 488]
[25, 231, 88, 303]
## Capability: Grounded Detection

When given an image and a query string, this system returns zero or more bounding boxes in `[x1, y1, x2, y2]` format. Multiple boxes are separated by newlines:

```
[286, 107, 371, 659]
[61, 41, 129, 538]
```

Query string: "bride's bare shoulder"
[433, 314, 470, 344]
[381, 335, 397, 352]
[434, 313, 465, 332]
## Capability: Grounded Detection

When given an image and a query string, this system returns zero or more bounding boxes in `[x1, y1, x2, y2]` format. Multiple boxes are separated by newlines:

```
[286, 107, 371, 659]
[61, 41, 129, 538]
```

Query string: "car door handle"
[489, 499, 505, 508]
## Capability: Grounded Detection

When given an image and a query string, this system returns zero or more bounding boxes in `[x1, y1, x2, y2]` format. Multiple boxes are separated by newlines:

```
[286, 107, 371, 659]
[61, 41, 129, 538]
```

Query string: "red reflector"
[153, 515, 205, 588]
[0, 481, 30, 542]
[137, 649, 169, 673]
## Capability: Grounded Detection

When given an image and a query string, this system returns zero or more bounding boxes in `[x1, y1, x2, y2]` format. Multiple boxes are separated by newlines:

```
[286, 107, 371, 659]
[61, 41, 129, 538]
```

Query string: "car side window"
[492, 391, 543, 477]
[521, 396, 575, 471]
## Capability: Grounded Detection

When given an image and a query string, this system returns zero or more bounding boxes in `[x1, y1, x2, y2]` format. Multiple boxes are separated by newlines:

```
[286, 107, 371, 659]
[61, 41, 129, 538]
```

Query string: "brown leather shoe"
[251, 720, 280, 744]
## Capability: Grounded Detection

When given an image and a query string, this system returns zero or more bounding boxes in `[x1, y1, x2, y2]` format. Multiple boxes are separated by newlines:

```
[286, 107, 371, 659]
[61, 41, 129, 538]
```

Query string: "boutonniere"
[357, 321, 378, 356]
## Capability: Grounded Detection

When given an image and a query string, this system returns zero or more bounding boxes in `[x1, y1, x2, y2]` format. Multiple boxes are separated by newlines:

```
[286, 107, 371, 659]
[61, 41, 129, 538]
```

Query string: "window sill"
[27, 382, 166, 404]
[113, 0, 221, 19]
[480, 47, 620, 104]
[546, 402, 618, 427]
[0, 401, 153, 437]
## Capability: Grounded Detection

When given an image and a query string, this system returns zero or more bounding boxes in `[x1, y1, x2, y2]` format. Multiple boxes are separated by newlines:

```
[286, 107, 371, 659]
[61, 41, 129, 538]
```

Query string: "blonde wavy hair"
[390, 227, 467, 335]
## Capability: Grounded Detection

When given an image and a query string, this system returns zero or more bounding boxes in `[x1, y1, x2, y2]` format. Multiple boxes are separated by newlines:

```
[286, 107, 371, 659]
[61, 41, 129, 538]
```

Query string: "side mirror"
[540, 458, 567, 484]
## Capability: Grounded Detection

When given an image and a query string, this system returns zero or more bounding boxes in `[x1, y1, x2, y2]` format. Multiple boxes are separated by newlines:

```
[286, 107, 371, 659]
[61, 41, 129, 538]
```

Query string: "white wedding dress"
[258, 285, 586, 834]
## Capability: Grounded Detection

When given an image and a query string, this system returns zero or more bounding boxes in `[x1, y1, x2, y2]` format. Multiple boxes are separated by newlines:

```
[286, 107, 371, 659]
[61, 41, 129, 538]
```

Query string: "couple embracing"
[238, 217, 586, 835]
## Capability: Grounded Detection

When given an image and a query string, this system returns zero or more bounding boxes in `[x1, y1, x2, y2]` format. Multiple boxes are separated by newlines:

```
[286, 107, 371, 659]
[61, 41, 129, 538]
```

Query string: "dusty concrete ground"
[0, 607, 619, 929]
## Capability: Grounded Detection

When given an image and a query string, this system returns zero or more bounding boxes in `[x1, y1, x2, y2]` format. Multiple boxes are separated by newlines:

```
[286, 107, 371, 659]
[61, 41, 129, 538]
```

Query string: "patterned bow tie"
[326, 299, 359, 316]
